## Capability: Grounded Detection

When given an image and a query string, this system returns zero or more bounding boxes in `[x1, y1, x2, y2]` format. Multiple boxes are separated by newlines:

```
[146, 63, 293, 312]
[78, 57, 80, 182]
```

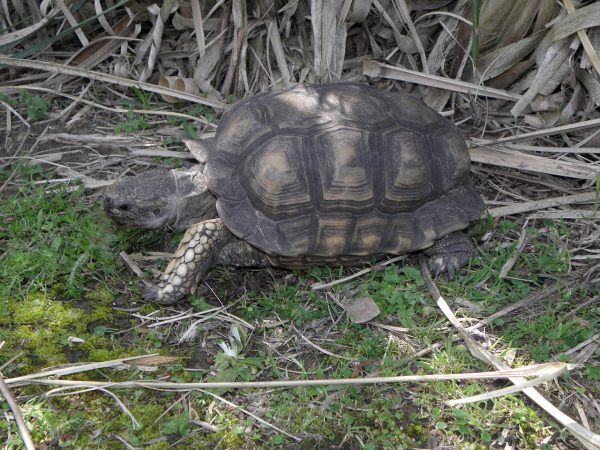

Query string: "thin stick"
[473, 118, 600, 146]
[0, 373, 35, 450]
[7, 354, 159, 384]
[201, 389, 301, 441]
[499, 219, 529, 279]
[7, 363, 570, 389]
[311, 256, 405, 290]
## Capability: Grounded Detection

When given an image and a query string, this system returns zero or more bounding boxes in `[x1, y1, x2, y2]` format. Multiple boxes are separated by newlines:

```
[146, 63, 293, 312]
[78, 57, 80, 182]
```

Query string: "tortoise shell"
[204, 82, 483, 258]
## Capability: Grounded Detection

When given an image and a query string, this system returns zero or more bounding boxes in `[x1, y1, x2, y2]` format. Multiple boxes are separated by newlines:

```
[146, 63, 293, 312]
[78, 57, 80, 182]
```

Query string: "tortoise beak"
[103, 193, 136, 224]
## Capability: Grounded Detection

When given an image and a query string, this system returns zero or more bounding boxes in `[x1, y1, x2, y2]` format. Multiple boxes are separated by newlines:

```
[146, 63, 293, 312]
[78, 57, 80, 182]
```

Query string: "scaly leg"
[424, 231, 477, 280]
[216, 240, 272, 268]
[143, 218, 234, 304]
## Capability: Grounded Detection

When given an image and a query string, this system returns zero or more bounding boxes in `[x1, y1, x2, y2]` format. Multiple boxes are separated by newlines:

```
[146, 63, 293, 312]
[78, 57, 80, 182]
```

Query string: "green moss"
[146, 443, 169, 450]
[86, 347, 120, 362]
[12, 324, 67, 368]
[0, 288, 135, 376]
[11, 294, 83, 326]
[85, 286, 115, 304]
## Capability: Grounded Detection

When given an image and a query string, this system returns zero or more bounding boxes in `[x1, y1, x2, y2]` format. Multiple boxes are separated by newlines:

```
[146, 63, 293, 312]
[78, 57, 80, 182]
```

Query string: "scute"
[243, 135, 311, 218]
[351, 215, 389, 255]
[376, 89, 444, 128]
[379, 128, 434, 212]
[426, 128, 471, 191]
[314, 215, 354, 255]
[206, 82, 483, 257]
[215, 102, 271, 158]
[264, 84, 393, 130]
[316, 128, 374, 210]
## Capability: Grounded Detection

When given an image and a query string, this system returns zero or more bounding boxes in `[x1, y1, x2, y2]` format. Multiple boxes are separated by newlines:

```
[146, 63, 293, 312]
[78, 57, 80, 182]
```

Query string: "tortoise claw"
[142, 285, 161, 302]
[425, 232, 476, 280]
[427, 254, 462, 280]
[142, 283, 185, 305]
[428, 255, 446, 278]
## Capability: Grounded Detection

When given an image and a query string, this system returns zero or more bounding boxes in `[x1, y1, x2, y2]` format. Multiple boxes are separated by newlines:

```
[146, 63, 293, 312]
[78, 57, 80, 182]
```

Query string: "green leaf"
[271, 434, 284, 445]
[163, 413, 190, 436]
[93, 325, 108, 336]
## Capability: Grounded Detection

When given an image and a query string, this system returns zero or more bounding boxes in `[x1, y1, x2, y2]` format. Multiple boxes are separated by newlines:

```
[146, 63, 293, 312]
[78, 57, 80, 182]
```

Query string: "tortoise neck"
[170, 168, 217, 230]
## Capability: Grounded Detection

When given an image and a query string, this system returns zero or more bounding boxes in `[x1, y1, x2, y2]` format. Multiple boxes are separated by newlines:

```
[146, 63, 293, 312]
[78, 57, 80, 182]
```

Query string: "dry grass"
[1, 0, 600, 448]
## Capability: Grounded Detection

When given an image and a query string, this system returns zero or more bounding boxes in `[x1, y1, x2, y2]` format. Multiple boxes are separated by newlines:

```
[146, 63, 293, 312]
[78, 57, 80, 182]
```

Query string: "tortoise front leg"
[143, 218, 234, 304]
[423, 231, 477, 280]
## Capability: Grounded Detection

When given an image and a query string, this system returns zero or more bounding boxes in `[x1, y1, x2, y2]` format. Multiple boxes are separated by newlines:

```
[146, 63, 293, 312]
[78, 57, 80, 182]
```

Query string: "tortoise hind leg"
[423, 231, 477, 280]
[216, 240, 272, 268]
[143, 218, 234, 304]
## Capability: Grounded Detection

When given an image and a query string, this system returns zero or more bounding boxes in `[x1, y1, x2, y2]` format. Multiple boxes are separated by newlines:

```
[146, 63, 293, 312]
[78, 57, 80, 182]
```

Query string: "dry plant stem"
[0, 373, 35, 450]
[0, 99, 30, 128]
[566, 296, 600, 319]
[191, 420, 218, 433]
[445, 366, 569, 407]
[6, 363, 570, 390]
[114, 435, 139, 450]
[151, 392, 188, 427]
[128, 150, 193, 159]
[47, 385, 140, 428]
[473, 118, 600, 146]
[0, 57, 224, 110]
[0, 85, 213, 125]
[55, 0, 89, 46]
[395, 0, 428, 73]
[6, 354, 159, 384]
[311, 255, 405, 290]
[119, 251, 144, 278]
[469, 146, 598, 179]
[562, 0, 600, 77]
[191, 0, 206, 57]
[467, 277, 584, 332]
[0, 352, 25, 372]
[499, 219, 529, 278]
[418, 256, 600, 450]
[201, 389, 301, 442]
[293, 325, 353, 360]
[552, 334, 600, 362]
[506, 144, 600, 154]
[363, 59, 520, 101]
[487, 191, 598, 218]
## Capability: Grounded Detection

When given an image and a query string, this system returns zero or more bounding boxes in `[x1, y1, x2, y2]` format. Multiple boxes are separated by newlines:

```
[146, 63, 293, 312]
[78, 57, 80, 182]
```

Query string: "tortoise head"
[103, 168, 217, 230]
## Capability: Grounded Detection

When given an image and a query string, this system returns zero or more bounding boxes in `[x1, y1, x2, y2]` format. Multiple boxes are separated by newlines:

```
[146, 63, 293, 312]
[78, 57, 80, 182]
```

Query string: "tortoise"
[104, 82, 484, 304]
